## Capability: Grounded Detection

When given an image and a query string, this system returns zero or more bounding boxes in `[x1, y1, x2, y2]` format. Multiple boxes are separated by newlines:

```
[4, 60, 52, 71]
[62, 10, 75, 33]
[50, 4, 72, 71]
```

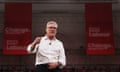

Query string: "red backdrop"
[85, 3, 115, 55]
[3, 3, 32, 55]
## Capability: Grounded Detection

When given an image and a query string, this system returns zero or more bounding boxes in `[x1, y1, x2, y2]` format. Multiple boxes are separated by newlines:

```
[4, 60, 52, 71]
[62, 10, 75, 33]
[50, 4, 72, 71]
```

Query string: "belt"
[36, 63, 48, 67]
[36, 63, 61, 70]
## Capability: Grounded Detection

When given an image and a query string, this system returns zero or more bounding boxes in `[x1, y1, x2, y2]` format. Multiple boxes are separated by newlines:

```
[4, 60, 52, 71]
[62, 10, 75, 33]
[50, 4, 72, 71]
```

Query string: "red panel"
[3, 3, 32, 55]
[85, 3, 115, 55]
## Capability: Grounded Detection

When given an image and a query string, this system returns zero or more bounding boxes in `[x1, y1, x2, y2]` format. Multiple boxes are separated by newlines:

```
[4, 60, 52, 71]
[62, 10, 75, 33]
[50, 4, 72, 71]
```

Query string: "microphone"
[49, 42, 51, 45]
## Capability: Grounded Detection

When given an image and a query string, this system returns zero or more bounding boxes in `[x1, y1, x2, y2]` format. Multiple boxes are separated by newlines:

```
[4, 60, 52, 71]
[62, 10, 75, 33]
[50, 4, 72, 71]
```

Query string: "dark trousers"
[35, 64, 61, 72]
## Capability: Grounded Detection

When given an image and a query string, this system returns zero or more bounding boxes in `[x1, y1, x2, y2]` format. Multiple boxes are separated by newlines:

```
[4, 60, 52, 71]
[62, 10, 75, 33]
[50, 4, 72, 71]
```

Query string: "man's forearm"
[30, 37, 41, 51]
[30, 42, 37, 51]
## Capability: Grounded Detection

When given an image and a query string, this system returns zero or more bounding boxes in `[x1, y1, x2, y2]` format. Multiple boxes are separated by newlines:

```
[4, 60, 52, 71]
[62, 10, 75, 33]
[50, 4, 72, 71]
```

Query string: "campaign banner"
[3, 3, 32, 55]
[85, 3, 115, 55]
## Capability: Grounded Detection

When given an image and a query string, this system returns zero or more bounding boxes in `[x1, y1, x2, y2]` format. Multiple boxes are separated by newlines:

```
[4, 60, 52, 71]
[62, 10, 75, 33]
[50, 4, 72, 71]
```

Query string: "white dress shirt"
[27, 36, 66, 68]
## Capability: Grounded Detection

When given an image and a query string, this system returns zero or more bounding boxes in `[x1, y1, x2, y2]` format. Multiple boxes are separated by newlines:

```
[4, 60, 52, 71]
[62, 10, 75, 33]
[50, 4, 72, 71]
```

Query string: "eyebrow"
[48, 27, 57, 29]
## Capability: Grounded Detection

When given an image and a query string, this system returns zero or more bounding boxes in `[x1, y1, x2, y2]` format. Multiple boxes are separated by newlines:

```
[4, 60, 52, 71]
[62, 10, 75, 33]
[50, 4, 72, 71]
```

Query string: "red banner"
[3, 3, 32, 55]
[85, 3, 115, 55]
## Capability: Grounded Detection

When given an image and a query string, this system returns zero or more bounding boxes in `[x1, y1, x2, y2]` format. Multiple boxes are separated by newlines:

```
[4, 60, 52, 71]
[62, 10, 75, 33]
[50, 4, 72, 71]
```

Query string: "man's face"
[46, 23, 57, 37]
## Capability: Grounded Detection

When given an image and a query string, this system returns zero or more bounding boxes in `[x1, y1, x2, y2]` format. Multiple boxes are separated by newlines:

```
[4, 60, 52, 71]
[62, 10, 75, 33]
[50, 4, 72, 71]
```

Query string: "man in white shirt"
[27, 21, 66, 72]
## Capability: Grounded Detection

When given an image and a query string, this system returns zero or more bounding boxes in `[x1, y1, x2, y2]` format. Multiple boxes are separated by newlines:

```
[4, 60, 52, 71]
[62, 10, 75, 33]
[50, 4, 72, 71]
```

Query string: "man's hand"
[33, 37, 41, 44]
[48, 62, 60, 69]
[31, 37, 41, 49]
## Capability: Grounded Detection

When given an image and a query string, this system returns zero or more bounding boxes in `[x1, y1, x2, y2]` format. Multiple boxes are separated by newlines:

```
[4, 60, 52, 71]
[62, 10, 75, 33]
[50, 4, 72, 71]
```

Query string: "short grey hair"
[46, 21, 58, 28]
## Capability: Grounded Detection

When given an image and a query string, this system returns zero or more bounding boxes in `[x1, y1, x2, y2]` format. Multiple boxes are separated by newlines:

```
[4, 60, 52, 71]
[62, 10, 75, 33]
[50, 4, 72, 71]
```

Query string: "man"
[27, 21, 66, 72]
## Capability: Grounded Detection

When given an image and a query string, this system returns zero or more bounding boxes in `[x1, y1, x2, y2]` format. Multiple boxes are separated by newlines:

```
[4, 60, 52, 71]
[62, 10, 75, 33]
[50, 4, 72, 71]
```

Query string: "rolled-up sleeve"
[27, 44, 38, 54]
[58, 42, 66, 68]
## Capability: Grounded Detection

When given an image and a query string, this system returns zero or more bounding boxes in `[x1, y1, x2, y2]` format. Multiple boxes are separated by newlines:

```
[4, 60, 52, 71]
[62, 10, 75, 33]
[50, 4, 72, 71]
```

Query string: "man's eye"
[48, 27, 57, 29]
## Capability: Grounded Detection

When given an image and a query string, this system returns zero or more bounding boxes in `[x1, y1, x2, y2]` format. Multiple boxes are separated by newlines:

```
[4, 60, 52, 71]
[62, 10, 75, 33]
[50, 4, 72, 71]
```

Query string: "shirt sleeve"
[58, 42, 66, 68]
[27, 44, 39, 54]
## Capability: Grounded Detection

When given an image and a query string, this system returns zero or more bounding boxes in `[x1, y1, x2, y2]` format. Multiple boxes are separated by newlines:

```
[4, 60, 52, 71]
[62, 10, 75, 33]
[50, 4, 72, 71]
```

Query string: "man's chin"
[49, 35, 55, 37]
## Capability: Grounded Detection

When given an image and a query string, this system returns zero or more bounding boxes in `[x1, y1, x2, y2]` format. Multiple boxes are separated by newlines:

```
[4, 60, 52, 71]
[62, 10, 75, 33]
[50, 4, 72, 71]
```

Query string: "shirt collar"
[43, 35, 56, 41]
